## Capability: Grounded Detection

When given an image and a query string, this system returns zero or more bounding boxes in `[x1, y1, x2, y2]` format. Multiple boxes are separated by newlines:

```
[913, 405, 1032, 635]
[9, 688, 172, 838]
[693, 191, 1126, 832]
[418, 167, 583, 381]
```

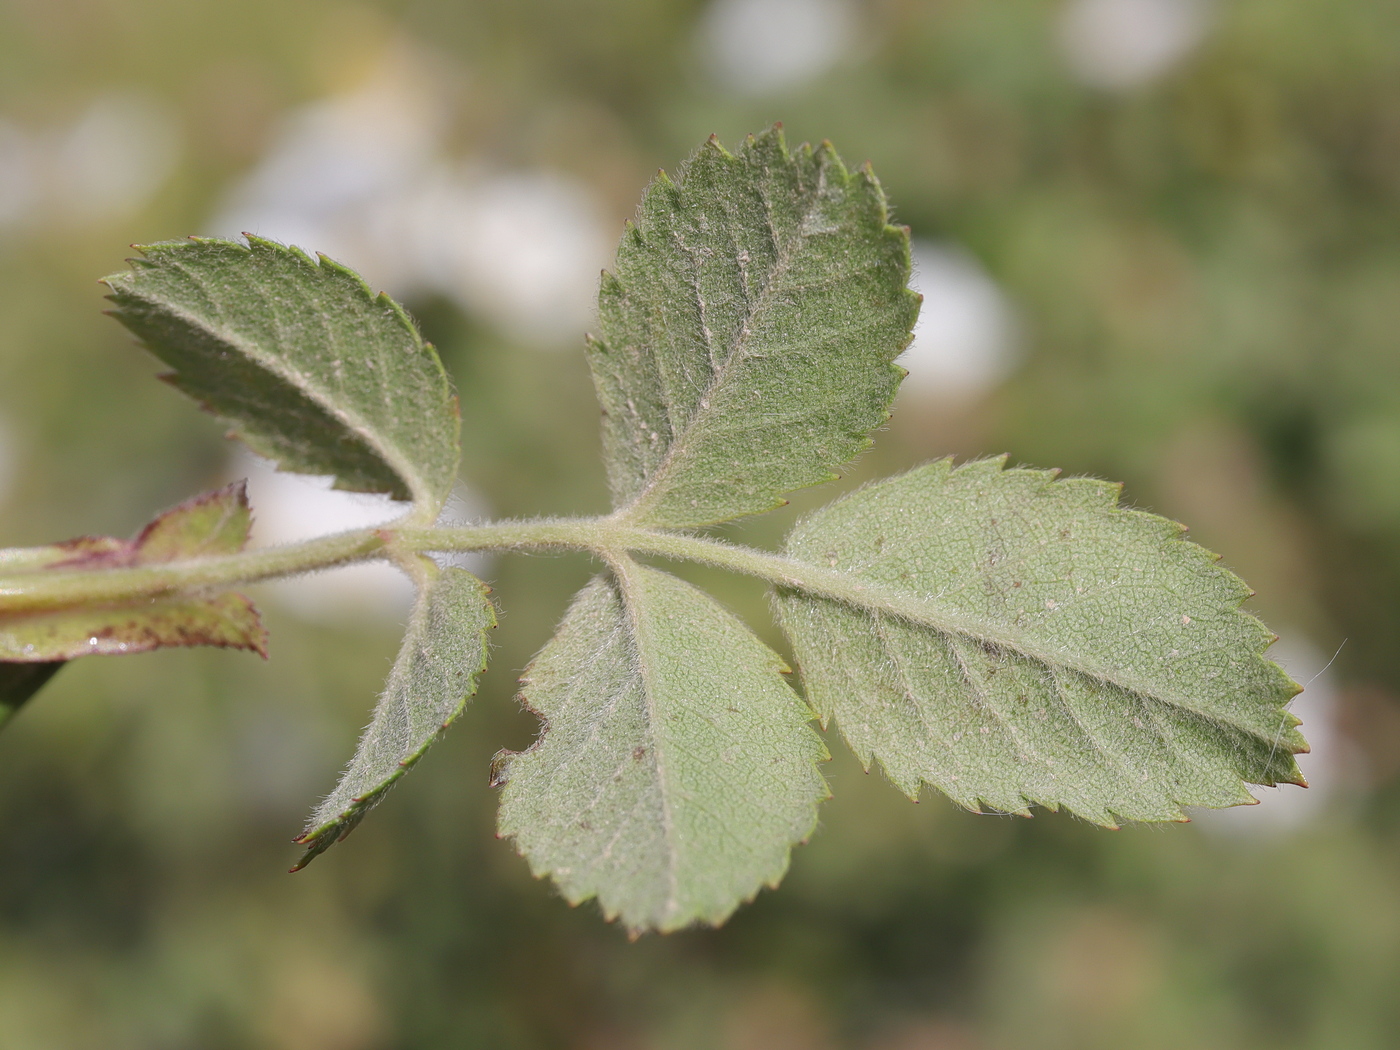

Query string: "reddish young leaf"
[0, 482, 267, 661]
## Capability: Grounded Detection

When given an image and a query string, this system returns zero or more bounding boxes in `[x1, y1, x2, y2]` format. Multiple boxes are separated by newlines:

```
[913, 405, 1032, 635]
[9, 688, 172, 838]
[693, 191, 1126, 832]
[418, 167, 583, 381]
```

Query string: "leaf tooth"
[779, 455, 1307, 827]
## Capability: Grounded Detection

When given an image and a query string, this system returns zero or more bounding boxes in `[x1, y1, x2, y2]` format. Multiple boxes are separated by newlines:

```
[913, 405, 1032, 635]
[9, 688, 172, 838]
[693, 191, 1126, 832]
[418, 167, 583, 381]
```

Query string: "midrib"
[622, 179, 818, 520]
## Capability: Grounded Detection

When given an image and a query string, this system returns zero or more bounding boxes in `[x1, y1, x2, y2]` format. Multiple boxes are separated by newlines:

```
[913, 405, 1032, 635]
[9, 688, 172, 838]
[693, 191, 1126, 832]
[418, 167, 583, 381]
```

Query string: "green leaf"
[294, 565, 495, 869]
[2, 594, 265, 662]
[0, 662, 64, 730]
[495, 560, 829, 934]
[103, 236, 459, 512]
[773, 458, 1307, 826]
[0, 483, 267, 661]
[590, 125, 920, 528]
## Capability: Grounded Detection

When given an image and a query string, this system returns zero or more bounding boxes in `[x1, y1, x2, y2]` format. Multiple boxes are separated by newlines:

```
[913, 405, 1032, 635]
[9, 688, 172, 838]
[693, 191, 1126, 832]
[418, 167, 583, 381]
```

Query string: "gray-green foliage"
[591, 127, 920, 527]
[0, 127, 1308, 935]
[491, 129, 1299, 932]
[495, 561, 829, 933]
[295, 566, 495, 868]
[103, 236, 460, 510]
[774, 458, 1306, 825]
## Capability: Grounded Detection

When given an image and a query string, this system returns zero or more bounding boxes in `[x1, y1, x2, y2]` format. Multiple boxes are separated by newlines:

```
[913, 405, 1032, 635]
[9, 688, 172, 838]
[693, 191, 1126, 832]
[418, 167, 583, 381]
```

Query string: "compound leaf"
[591, 125, 919, 528]
[294, 566, 495, 868]
[0, 483, 267, 662]
[104, 236, 459, 513]
[495, 560, 829, 934]
[774, 458, 1307, 825]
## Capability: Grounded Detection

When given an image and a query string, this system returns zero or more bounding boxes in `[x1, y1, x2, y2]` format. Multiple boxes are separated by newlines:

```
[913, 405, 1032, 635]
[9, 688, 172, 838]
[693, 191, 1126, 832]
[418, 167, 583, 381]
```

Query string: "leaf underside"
[590, 125, 920, 528]
[103, 236, 459, 511]
[0, 483, 267, 663]
[44, 128, 1305, 939]
[3, 593, 264, 662]
[294, 566, 495, 869]
[496, 561, 829, 934]
[774, 458, 1307, 826]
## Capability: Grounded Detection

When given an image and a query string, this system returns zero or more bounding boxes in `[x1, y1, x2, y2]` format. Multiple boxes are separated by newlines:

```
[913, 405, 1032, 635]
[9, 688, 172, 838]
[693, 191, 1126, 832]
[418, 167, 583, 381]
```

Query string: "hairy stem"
[1, 516, 879, 619]
[0, 527, 390, 613]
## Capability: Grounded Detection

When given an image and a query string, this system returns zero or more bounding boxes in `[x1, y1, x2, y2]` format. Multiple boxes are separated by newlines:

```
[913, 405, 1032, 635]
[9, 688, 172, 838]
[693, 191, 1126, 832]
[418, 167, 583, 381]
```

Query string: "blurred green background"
[2, 0, 1399, 1046]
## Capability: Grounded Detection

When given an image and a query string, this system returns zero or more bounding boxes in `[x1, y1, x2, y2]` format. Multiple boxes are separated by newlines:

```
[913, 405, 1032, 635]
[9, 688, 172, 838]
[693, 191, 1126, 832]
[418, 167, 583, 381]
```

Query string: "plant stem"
[0, 516, 877, 619]
[0, 528, 389, 612]
[0, 519, 610, 613]
[414, 524, 893, 616]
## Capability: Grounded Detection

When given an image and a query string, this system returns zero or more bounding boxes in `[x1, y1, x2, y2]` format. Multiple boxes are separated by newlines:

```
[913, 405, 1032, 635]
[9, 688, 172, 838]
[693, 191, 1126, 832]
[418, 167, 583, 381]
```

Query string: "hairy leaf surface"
[0, 483, 267, 661]
[104, 236, 459, 511]
[774, 458, 1307, 825]
[590, 126, 919, 527]
[295, 566, 495, 868]
[496, 561, 829, 933]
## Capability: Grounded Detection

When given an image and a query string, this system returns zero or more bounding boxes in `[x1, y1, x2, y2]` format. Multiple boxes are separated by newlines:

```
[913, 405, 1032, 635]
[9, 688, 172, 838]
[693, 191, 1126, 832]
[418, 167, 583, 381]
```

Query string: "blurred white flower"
[0, 120, 39, 228]
[0, 93, 179, 230]
[233, 448, 413, 622]
[212, 50, 609, 347]
[212, 53, 443, 294]
[696, 0, 860, 96]
[229, 450, 485, 624]
[1191, 634, 1354, 837]
[400, 166, 607, 344]
[426, 482, 493, 579]
[897, 240, 1020, 401]
[52, 93, 180, 222]
[1057, 0, 1212, 91]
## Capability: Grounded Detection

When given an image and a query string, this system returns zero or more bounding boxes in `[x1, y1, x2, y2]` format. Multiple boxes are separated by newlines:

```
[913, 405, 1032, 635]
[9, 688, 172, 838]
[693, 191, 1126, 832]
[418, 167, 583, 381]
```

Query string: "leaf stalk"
[0, 517, 857, 619]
